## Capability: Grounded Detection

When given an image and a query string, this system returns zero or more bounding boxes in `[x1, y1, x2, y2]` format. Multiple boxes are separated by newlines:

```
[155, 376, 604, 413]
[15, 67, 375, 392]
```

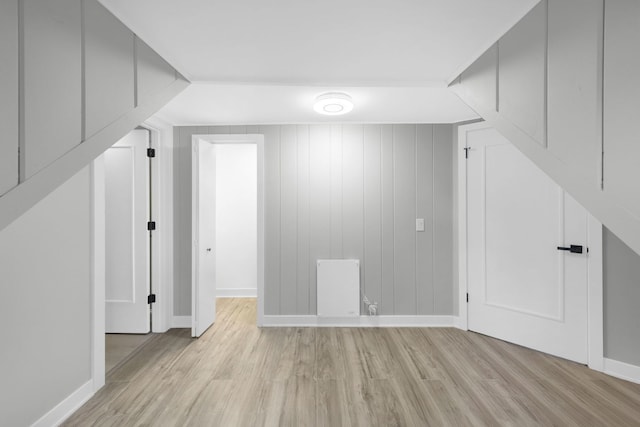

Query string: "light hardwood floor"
[105, 333, 153, 374]
[65, 298, 640, 426]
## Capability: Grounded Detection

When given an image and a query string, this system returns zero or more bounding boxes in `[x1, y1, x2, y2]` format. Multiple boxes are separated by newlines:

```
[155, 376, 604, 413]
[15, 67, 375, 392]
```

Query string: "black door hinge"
[147, 148, 156, 158]
[466, 293, 469, 303]
[463, 147, 470, 159]
[147, 221, 156, 231]
[148, 294, 156, 304]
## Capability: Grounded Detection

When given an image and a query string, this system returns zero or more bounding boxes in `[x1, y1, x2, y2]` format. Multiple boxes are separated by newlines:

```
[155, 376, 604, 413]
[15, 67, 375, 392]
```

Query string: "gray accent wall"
[604, 228, 640, 366]
[173, 124, 456, 316]
[0, 168, 91, 427]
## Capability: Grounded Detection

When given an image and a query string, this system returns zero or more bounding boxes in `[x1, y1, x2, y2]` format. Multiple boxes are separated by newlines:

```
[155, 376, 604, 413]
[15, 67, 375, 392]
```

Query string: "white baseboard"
[262, 315, 455, 327]
[31, 380, 93, 427]
[217, 288, 257, 298]
[603, 358, 640, 385]
[172, 315, 192, 328]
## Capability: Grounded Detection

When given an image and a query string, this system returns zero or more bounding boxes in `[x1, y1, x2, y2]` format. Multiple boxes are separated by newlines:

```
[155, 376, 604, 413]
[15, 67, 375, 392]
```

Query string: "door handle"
[557, 245, 583, 254]
[206, 248, 212, 252]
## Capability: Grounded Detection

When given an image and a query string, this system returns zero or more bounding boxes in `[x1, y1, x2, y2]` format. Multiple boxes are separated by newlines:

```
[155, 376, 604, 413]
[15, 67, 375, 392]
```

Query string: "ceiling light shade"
[313, 92, 354, 116]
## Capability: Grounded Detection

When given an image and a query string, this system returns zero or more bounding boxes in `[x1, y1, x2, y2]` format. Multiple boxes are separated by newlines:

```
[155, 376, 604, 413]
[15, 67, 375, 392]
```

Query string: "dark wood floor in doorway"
[65, 298, 640, 426]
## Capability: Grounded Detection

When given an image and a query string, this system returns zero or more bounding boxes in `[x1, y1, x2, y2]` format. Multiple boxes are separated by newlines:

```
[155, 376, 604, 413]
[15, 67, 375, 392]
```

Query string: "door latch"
[557, 245, 583, 254]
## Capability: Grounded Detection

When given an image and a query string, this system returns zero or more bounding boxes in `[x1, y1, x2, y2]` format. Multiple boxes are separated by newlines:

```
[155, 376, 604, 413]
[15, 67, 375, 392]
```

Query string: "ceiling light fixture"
[313, 92, 354, 116]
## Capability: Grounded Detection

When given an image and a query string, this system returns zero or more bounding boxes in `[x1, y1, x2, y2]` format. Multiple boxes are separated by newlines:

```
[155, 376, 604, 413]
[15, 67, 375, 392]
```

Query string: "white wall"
[214, 144, 257, 296]
[0, 168, 91, 426]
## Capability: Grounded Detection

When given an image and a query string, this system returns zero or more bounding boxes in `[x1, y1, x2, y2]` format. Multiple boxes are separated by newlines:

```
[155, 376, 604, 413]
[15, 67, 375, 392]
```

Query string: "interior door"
[466, 127, 589, 363]
[192, 139, 217, 338]
[105, 129, 150, 333]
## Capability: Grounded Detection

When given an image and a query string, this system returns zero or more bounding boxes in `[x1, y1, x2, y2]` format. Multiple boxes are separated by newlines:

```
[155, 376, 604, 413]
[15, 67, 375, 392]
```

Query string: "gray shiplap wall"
[173, 124, 455, 316]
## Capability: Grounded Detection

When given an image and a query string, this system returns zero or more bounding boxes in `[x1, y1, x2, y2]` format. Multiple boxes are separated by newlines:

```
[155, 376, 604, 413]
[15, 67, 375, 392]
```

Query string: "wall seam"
[432, 125, 436, 314]
[18, 0, 24, 183]
[414, 125, 418, 315]
[80, 0, 86, 142]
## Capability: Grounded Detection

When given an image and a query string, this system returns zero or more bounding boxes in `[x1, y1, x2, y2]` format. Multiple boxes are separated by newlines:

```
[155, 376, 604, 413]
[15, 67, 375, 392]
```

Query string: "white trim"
[172, 316, 192, 328]
[587, 215, 604, 371]
[90, 158, 106, 393]
[457, 121, 604, 368]
[217, 288, 258, 298]
[604, 358, 640, 385]
[262, 315, 455, 328]
[30, 380, 93, 427]
[191, 134, 266, 328]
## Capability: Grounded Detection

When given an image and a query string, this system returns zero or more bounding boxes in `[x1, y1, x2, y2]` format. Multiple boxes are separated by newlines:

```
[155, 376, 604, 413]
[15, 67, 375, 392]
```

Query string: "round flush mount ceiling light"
[313, 92, 354, 116]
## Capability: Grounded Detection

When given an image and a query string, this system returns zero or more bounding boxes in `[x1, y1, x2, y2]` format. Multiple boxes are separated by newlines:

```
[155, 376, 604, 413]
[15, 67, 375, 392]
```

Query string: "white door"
[105, 129, 150, 333]
[192, 139, 217, 337]
[466, 127, 589, 363]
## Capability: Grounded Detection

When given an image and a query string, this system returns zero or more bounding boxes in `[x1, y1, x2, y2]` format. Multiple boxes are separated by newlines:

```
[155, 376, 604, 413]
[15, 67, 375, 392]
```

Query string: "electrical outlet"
[416, 218, 425, 232]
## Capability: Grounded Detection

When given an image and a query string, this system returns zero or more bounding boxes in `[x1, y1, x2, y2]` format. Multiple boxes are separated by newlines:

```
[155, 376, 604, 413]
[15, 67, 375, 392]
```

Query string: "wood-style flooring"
[105, 333, 153, 374]
[65, 298, 640, 426]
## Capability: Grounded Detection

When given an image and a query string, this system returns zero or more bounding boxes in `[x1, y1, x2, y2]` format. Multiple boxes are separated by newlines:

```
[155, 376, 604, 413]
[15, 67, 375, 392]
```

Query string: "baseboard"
[603, 358, 640, 385]
[172, 315, 192, 328]
[217, 288, 257, 298]
[31, 380, 93, 427]
[262, 315, 455, 327]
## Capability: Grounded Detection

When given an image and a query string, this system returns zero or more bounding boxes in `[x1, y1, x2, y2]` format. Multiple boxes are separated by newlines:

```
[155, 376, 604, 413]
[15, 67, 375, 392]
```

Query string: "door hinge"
[147, 221, 156, 231]
[148, 294, 156, 304]
[466, 293, 469, 303]
[463, 147, 470, 159]
[147, 148, 156, 158]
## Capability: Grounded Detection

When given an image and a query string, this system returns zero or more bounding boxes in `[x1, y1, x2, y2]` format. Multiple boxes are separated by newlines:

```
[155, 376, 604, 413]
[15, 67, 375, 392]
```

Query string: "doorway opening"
[191, 134, 265, 337]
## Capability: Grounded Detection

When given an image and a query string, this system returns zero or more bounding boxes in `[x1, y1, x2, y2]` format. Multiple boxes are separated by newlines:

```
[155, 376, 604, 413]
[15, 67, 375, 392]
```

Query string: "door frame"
[191, 134, 265, 327]
[456, 121, 604, 371]
[91, 123, 168, 392]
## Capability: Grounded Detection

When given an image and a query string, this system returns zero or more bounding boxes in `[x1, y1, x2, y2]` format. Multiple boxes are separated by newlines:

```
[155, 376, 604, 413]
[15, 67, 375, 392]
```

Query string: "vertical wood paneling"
[296, 125, 310, 314]
[279, 125, 298, 315]
[342, 125, 365, 307]
[263, 125, 281, 315]
[309, 125, 332, 314]
[175, 124, 456, 317]
[84, 0, 134, 138]
[380, 125, 395, 315]
[330, 125, 343, 258]
[229, 125, 247, 134]
[416, 125, 435, 315]
[136, 38, 176, 106]
[23, 0, 82, 179]
[363, 125, 383, 312]
[0, 0, 19, 195]
[498, 0, 547, 146]
[547, 0, 602, 183]
[433, 125, 454, 314]
[603, 0, 640, 218]
[393, 125, 417, 314]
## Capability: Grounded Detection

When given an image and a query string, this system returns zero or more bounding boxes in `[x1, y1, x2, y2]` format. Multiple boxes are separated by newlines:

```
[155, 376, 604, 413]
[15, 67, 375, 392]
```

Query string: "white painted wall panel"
[0, 0, 19, 195]
[84, 0, 134, 138]
[136, 38, 176, 106]
[263, 125, 281, 315]
[380, 125, 395, 314]
[296, 125, 310, 314]
[603, 0, 640, 218]
[547, 0, 602, 180]
[0, 168, 90, 427]
[459, 44, 497, 113]
[498, 0, 547, 146]
[342, 125, 364, 295]
[22, 0, 82, 178]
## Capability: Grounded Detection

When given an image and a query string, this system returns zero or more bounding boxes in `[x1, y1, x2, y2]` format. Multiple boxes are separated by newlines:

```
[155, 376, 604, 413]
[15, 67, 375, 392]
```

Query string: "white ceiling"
[101, 0, 539, 125]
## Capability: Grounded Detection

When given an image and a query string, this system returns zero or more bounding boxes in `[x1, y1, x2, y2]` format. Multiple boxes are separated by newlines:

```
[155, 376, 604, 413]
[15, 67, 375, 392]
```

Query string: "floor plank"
[64, 298, 640, 426]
